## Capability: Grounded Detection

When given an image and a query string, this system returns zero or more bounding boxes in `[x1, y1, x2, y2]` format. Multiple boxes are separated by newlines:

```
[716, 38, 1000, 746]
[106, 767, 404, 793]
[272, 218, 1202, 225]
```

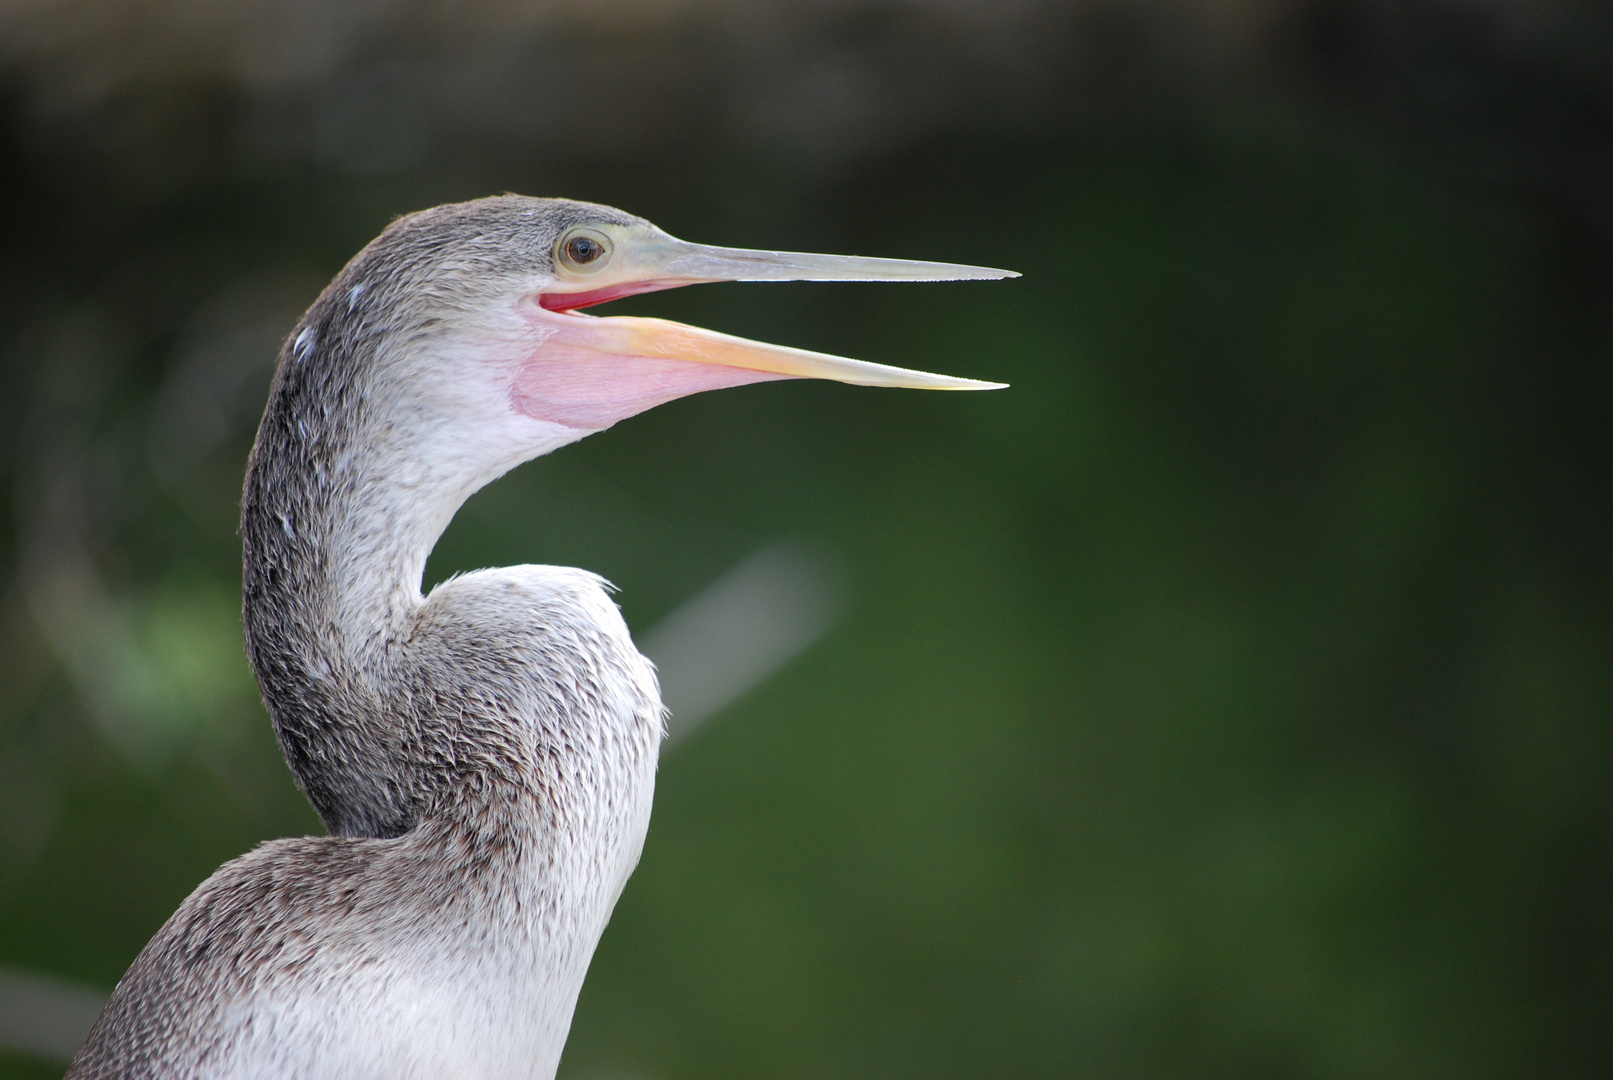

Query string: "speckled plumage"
[241, 196, 649, 842]
[70, 198, 665, 1079]
[66, 195, 1008, 1078]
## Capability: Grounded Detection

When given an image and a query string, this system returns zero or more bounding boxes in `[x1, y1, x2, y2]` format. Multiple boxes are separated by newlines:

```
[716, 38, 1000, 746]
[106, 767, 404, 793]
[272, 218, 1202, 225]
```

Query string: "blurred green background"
[1, 1, 1610, 1077]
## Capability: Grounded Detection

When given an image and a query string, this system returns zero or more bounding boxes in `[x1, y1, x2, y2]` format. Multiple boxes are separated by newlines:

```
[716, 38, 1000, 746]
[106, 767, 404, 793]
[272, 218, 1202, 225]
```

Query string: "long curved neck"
[242, 306, 575, 838]
[243, 344, 419, 837]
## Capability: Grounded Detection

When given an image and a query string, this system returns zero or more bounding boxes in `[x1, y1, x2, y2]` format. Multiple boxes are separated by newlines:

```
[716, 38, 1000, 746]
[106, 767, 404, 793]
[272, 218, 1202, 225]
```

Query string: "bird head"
[317, 196, 1012, 455]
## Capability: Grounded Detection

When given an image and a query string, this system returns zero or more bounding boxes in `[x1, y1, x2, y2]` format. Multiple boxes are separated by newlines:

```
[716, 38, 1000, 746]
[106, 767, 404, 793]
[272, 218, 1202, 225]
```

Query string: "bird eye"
[557, 228, 612, 273]
[566, 237, 602, 263]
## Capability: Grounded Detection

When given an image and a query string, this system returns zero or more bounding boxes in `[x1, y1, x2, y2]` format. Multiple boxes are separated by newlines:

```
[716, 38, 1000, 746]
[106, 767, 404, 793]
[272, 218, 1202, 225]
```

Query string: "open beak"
[535, 225, 1016, 392]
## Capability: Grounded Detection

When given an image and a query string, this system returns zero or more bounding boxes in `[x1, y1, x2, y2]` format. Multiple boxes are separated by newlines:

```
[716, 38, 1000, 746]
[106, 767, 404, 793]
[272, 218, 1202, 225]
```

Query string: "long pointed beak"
[540, 227, 1018, 312]
[552, 313, 1007, 391]
[652, 236, 1018, 283]
[513, 224, 1014, 430]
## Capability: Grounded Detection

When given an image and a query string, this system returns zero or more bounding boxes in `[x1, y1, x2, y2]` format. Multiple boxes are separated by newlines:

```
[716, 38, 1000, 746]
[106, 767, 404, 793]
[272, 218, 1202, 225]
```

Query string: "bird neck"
[242, 323, 581, 838]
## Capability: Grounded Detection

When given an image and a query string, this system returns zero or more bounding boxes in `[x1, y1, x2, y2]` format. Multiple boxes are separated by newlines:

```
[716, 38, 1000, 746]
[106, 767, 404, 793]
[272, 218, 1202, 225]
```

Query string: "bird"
[66, 195, 1013, 1079]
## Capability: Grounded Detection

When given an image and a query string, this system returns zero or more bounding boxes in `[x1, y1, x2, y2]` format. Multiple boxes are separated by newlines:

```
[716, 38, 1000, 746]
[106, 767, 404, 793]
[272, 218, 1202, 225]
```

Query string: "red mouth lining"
[538, 279, 691, 312]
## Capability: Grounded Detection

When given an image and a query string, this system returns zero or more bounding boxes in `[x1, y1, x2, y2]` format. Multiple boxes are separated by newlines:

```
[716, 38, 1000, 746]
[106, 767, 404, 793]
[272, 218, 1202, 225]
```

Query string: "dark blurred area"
[1, 0, 1610, 1077]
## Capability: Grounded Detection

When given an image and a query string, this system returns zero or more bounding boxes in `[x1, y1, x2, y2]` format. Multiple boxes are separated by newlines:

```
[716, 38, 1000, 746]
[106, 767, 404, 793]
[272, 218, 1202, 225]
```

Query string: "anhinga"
[67, 196, 1012, 1079]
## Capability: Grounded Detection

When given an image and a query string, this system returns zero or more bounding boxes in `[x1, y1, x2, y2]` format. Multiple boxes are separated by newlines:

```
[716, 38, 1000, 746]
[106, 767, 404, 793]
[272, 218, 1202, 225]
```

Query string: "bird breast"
[70, 567, 663, 1080]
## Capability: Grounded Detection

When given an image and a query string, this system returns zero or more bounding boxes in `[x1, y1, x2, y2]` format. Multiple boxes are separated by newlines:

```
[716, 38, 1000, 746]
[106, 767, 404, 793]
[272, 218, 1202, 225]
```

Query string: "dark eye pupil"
[566, 237, 602, 264]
